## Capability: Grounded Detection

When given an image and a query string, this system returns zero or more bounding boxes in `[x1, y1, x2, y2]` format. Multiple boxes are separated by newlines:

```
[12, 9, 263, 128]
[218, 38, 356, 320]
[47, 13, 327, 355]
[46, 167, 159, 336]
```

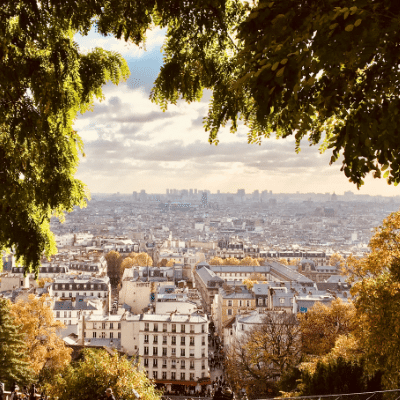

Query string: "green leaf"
[383, 170, 390, 178]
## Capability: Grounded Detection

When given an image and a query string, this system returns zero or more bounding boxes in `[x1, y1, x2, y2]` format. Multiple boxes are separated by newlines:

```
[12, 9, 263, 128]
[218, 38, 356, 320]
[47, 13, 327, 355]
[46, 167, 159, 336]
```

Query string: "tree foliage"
[225, 312, 301, 398]
[10, 294, 72, 376]
[0, 298, 32, 387]
[46, 348, 161, 400]
[209, 257, 225, 265]
[152, 0, 400, 188]
[105, 250, 123, 285]
[298, 298, 356, 358]
[346, 210, 400, 388]
[240, 256, 260, 266]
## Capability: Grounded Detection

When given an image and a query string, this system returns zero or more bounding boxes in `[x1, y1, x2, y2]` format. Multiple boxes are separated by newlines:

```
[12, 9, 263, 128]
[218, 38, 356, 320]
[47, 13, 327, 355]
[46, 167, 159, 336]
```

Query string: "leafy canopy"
[152, 0, 400, 188]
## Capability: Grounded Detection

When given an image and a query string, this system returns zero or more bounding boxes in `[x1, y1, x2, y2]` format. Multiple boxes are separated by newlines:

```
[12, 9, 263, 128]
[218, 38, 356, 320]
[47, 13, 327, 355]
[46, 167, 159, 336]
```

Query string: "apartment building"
[138, 313, 209, 393]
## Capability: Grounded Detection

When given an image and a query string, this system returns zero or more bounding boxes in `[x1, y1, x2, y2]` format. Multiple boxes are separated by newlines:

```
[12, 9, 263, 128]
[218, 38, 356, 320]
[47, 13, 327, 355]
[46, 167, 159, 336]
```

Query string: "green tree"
[0, 298, 32, 388]
[46, 348, 161, 400]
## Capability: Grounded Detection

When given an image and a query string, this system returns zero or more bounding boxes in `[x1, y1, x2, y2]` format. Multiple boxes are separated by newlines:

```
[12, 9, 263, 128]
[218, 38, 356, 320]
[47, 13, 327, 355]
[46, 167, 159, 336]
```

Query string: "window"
[228, 309, 233, 316]
[163, 323, 167, 332]
[102, 323, 106, 329]
[55, 292, 58, 297]
[62, 292, 65, 297]
[190, 337, 195, 346]
[153, 359, 158, 367]
[162, 348, 167, 356]
[162, 371, 167, 379]
[181, 324, 185, 333]
[144, 335, 149, 343]
[247, 300, 250, 307]
[190, 373, 195, 381]
[181, 349, 185, 357]
[202, 324, 205, 333]
[172, 324, 176, 332]
[110, 323, 114, 329]
[56, 311, 60, 318]
[190, 349, 195, 357]
[202, 360, 205, 370]
[153, 371, 158, 379]
[153, 335, 158, 344]
[202, 351, 205, 358]
[154, 323, 158, 332]
[110, 332, 113, 339]
[144, 323, 149, 331]
[180, 336, 185, 345]
[162, 359, 167, 369]
[118, 323, 121, 329]
[202, 336, 205, 346]
[144, 358, 149, 367]
[144, 346, 149, 355]
[258, 298, 263, 306]
[93, 332, 97, 338]
[153, 347, 158, 356]
[163, 336, 167, 345]
[171, 360, 176, 369]
[171, 336, 176, 345]
[181, 373, 186, 381]
[171, 348, 176, 356]
[280, 298, 285, 304]
[239, 300, 242, 307]
[228, 300, 232, 307]
[181, 360, 185, 369]
[190, 325, 195, 333]
[171, 372, 176, 380]
[190, 361, 194, 369]
[118, 332, 121, 339]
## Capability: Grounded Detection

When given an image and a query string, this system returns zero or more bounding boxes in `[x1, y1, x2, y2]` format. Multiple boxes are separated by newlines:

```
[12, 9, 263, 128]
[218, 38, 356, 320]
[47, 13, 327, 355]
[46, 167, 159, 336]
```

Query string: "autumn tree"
[132, 252, 153, 267]
[105, 250, 123, 285]
[46, 348, 161, 400]
[299, 298, 356, 358]
[345, 210, 400, 388]
[158, 258, 168, 267]
[120, 256, 136, 276]
[240, 256, 260, 266]
[10, 294, 72, 377]
[223, 257, 240, 265]
[225, 312, 301, 398]
[288, 258, 300, 266]
[329, 253, 345, 268]
[209, 257, 224, 265]
[165, 259, 175, 267]
[0, 298, 32, 388]
[279, 258, 289, 266]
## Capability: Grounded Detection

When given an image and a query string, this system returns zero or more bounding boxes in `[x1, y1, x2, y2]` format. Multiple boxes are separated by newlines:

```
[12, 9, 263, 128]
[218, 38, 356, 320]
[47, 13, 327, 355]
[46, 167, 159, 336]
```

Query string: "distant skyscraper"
[132, 191, 138, 201]
[166, 189, 170, 195]
[237, 189, 245, 197]
[201, 191, 208, 208]
[194, 189, 197, 195]
[189, 189, 193, 196]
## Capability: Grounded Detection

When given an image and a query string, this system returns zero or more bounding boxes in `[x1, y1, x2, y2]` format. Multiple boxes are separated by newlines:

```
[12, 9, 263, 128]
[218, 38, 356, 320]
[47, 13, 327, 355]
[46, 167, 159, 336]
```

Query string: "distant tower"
[201, 191, 208, 208]
[166, 189, 170, 195]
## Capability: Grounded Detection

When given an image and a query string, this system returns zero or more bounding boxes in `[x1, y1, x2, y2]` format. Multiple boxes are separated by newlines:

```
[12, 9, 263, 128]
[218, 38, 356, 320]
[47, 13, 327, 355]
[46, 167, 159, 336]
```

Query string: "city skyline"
[74, 29, 400, 198]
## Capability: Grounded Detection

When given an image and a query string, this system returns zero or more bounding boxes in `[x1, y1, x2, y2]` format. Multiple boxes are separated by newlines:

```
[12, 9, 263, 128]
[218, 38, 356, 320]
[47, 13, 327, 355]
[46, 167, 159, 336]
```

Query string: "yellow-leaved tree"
[166, 259, 176, 267]
[329, 253, 345, 268]
[223, 257, 240, 265]
[208, 257, 224, 265]
[239, 256, 260, 266]
[132, 252, 153, 267]
[346, 210, 400, 388]
[10, 294, 72, 377]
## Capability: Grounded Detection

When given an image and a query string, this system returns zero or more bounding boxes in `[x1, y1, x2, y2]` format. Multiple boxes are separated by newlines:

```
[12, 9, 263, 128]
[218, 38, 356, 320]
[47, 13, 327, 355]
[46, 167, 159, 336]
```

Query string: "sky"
[74, 29, 400, 197]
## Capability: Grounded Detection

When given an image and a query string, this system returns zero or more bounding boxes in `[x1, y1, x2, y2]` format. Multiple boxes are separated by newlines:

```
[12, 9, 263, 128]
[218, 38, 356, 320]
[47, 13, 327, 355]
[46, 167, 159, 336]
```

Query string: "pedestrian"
[29, 384, 37, 400]
[105, 388, 116, 400]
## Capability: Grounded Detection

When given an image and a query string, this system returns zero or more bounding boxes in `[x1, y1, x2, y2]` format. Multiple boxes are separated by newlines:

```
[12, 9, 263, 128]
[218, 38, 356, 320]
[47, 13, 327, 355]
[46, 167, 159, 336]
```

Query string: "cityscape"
[1, 189, 399, 398]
